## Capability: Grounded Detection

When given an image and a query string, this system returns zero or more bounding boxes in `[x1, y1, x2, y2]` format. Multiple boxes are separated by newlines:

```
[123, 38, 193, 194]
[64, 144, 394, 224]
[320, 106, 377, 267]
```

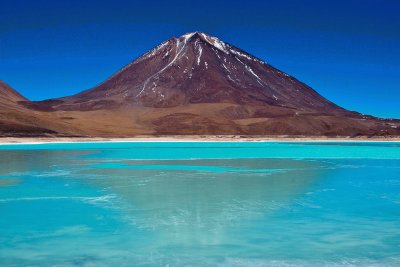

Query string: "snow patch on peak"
[196, 43, 203, 65]
[236, 57, 264, 86]
[199, 33, 229, 54]
[137, 36, 189, 97]
[181, 32, 196, 41]
[138, 40, 170, 62]
[230, 48, 266, 64]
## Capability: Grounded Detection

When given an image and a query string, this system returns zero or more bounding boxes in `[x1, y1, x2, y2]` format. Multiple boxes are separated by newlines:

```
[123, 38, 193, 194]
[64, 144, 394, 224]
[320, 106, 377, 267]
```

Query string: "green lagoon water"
[0, 142, 400, 266]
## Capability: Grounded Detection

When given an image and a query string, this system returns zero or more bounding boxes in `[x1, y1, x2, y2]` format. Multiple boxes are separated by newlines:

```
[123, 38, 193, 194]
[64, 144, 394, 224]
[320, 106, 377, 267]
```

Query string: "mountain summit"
[1, 32, 399, 137]
[50, 32, 345, 114]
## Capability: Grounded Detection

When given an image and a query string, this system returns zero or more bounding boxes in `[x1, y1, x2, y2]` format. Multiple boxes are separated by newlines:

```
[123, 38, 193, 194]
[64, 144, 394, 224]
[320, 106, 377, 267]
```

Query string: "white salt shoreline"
[0, 136, 399, 145]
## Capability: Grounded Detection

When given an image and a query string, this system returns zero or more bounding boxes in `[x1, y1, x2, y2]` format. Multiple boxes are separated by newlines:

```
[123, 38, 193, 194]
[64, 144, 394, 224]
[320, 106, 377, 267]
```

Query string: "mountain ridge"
[0, 32, 399, 137]
[45, 32, 347, 113]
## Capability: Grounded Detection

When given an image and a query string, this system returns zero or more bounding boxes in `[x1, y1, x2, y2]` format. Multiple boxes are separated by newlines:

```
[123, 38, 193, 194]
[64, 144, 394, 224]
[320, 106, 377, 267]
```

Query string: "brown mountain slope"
[2, 32, 400, 137]
[0, 81, 28, 107]
[0, 81, 58, 136]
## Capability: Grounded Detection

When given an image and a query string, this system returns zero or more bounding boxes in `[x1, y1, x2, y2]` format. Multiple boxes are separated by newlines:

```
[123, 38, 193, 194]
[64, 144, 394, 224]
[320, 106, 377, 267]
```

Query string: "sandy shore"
[0, 135, 399, 144]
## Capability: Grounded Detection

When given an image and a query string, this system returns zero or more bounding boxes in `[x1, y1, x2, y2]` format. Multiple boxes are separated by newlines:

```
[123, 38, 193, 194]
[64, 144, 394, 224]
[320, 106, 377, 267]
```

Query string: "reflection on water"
[0, 143, 400, 266]
[84, 159, 323, 243]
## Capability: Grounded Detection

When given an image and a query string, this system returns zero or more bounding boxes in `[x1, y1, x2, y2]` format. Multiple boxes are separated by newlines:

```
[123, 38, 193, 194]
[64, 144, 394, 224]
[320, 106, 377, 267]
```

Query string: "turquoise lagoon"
[0, 142, 400, 266]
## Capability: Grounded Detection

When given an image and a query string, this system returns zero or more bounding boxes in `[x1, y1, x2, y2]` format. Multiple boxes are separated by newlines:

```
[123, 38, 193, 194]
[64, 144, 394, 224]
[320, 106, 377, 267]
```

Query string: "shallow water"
[0, 142, 400, 266]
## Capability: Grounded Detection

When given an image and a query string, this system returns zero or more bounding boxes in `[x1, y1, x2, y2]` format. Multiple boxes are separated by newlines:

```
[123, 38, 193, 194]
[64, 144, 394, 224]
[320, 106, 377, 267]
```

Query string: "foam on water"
[0, 194, 116, 204]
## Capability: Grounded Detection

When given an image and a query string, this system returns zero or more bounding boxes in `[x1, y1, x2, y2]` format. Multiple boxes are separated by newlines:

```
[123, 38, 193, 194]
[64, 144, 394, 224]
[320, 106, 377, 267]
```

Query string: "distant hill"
[0, 81, 58, 136]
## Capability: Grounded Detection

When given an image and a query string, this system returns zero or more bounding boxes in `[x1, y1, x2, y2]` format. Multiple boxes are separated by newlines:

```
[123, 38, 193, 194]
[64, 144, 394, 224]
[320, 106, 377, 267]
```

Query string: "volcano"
[1, 32, 399, 137]
[50, 32, 344, 112]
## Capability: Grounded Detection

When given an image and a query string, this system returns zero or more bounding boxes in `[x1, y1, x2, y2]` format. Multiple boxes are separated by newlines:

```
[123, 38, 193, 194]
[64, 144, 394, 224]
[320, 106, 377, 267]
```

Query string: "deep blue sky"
[0, 0, 399, 118]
